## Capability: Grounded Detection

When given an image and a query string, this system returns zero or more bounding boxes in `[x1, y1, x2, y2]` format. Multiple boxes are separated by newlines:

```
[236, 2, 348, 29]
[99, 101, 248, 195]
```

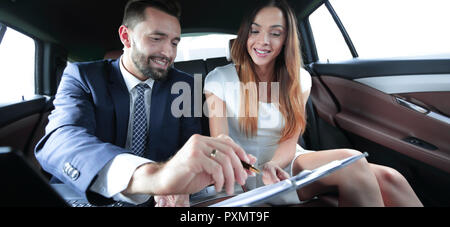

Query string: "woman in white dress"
[203, 0, 422, 206]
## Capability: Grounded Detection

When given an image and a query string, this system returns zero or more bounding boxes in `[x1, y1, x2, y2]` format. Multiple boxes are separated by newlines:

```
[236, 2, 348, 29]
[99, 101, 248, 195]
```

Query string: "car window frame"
[306, 0, 358, 63]
[323, 0, 358, 58]
[0, 23, 6, 45]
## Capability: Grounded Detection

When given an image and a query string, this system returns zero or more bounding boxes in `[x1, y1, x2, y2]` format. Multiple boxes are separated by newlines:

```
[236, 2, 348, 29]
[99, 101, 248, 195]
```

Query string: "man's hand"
[124, 134, 254, 196]
[154, 194, 190, 207]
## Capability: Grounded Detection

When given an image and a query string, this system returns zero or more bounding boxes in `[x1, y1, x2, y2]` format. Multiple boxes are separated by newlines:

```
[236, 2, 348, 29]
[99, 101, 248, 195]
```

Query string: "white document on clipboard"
[209, 152, 368, 207]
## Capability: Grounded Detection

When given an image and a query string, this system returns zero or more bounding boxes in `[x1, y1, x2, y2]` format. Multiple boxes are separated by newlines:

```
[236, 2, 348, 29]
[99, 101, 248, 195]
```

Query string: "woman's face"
[247, 7, 287, 68]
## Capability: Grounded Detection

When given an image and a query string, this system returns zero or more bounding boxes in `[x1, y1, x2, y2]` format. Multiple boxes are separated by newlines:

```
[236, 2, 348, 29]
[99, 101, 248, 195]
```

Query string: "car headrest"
[227, 38, 236, 61]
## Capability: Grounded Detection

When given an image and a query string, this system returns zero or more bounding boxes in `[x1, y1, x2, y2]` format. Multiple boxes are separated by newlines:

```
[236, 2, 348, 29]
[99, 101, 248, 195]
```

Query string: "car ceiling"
[0, 0, 321, 61]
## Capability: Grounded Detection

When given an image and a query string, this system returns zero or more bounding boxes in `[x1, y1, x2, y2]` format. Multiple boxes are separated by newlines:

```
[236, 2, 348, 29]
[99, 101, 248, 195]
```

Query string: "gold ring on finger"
[210, 149, 217, 158]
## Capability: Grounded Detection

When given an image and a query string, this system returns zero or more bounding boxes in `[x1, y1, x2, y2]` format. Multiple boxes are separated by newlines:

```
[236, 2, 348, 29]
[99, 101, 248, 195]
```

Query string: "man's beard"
[131, 46, 172, 81]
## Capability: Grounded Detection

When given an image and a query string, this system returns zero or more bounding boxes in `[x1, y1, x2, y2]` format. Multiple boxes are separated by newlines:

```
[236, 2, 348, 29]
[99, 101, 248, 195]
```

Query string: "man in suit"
[35, 0, 252, 206]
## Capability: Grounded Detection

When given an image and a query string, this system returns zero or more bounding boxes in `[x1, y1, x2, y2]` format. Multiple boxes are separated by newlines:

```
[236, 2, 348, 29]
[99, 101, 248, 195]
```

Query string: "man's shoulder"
[169, 67, 195, 83]
[68, 59, 114, 72]
[64, 59, 119, 84]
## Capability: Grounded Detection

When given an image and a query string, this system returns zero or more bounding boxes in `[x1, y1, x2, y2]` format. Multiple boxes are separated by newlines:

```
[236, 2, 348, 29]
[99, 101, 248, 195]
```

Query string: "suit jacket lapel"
[148, 80, 166, 159]
[107, 59, 130, 148]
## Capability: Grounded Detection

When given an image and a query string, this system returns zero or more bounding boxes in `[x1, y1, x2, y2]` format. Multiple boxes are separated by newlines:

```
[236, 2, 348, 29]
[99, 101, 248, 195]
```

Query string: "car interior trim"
[354, 74, 450, 94]
[395, 97, 450, 125]
[320, 75, 450, 173]
[324, 1, 358, 58]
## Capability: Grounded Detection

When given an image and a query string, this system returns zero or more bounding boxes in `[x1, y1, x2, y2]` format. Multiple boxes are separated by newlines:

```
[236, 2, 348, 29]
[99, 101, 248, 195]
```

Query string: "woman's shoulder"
[300, 67, 312, 93]
[205, 63, 239, 83]
[213, 62, 236, 73]
[204, 63, 240, 100]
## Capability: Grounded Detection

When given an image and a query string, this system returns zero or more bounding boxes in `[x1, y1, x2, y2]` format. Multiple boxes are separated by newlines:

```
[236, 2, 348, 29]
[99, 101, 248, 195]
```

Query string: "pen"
[241, 160, 260, 174]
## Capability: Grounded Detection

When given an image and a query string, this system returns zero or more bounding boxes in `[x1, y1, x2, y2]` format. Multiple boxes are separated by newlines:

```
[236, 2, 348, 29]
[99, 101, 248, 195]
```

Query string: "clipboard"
[209, 152, 369, 207]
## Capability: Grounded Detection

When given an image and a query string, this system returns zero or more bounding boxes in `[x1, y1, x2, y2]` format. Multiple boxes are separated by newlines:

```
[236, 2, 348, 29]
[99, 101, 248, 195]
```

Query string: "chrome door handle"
[395, 97, 429, 114]
[395, 97, 450, 125]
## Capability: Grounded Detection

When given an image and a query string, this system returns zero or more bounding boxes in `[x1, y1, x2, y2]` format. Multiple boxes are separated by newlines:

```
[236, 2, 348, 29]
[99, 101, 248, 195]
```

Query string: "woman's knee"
[341, 148, 373, 168]
[293, 148, 367, 175]
[331, 149, 380, 188]
[375, 166, 407, 187]
[338, 148, 364, 158]
[331, 149, 372, 173]
[294, 149, 376, 201]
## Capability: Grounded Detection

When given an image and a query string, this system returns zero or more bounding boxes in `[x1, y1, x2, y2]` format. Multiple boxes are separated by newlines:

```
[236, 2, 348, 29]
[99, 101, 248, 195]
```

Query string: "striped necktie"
[131, 83, 150, 157]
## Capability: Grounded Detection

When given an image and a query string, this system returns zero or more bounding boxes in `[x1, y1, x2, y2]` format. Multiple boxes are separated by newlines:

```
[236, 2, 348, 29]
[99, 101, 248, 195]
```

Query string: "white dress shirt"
[89, 57, 154, 205]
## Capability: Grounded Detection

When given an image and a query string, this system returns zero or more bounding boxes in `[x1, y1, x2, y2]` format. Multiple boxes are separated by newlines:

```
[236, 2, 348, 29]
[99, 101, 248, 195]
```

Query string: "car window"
[311, 0, 450, 60]
[309, 4, 353, 61]
[0, 26, 35, 104]
[175, 33, 236, 62]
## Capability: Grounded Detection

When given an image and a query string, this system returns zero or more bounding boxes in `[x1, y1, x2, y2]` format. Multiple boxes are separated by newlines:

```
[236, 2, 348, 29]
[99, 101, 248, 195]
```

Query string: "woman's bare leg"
[369, 164, 423, 207]
[292, 149, 384, 207]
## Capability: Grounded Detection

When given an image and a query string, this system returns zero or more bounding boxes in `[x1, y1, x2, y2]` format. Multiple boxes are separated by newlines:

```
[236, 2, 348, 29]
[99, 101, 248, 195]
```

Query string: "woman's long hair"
[231, 0, 306, 143]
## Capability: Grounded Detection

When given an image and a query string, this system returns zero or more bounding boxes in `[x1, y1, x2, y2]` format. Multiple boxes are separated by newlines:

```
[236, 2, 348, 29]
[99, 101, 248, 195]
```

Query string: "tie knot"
[135, 83, 150, 94]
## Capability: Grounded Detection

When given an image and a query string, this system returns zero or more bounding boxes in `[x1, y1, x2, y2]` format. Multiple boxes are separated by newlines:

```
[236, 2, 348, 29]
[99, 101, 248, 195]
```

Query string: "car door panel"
[309, 76, 338, 127]
[316, 75, 450, 173]
[0, 113, 40, 152]
[308, 56, 450, 176]
[313, 59, 450, 80]
[0, 97, 51, 170]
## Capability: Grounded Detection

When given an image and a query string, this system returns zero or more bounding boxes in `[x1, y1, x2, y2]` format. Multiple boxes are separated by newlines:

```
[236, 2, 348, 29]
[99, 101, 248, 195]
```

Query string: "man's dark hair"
[122, 0, 181, 29]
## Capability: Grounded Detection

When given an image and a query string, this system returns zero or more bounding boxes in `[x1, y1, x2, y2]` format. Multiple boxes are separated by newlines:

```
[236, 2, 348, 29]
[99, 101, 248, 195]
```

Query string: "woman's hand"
[261, 161, 290, 185]
[154, 194, 190, 207]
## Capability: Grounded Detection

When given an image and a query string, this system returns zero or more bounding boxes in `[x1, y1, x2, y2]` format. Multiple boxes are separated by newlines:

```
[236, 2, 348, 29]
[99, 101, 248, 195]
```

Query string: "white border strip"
[354, 74, 450, 94]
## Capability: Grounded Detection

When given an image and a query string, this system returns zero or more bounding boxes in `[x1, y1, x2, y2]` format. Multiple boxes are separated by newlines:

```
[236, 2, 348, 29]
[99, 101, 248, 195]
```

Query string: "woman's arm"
[271, 87, 311, 167]
[205, 91, 229, 137]
[263, 88, 311, 184]
[269, 128, 302, 168]
[261, 128, 300, 185]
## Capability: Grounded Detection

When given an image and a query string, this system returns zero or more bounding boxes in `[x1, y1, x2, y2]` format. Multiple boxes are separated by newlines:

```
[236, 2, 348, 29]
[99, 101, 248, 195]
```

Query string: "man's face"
[128, 7, 181, 81]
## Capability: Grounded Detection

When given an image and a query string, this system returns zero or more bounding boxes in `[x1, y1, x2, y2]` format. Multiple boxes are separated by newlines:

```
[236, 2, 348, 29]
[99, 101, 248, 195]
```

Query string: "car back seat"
[205, 57, 230, 73]
[174, 57, 231, 136]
